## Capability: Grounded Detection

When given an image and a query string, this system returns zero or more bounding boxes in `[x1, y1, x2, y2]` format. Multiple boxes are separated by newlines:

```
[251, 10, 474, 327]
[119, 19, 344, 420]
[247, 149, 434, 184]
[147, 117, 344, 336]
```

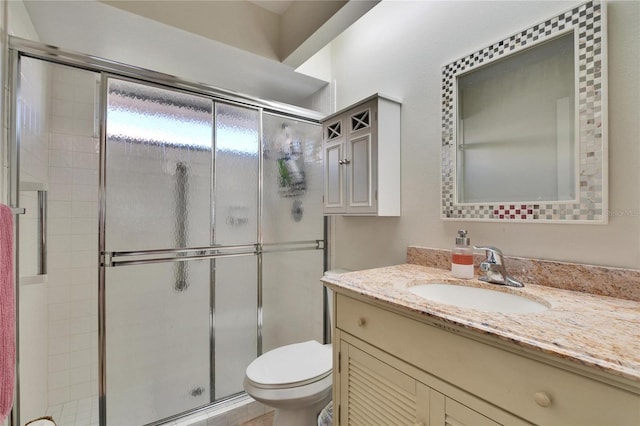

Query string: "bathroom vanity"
[322, 265, 640, 426]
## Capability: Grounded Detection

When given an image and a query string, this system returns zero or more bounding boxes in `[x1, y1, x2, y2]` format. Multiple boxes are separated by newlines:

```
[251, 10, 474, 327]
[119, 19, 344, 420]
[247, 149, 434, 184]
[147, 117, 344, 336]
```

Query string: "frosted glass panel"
[456, 32, 575, 203]
[262, 250, 324, 352]
[105, 78, 213, 251]
[214, 103, 259, 245]
[262, 114, 323, 243]
[106, 261, 210, 425]
[214, 255, 257, 399]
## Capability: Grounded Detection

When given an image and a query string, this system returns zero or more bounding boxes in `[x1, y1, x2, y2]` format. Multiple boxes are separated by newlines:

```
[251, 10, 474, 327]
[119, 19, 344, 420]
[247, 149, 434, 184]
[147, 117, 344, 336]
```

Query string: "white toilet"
[243, 270, 348, 426]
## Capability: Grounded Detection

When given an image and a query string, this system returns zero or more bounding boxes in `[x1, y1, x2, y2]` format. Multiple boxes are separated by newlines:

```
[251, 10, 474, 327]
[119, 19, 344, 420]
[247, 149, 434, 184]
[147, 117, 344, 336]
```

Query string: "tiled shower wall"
[45, 64, 99, 407]
[18, 56, 51, 425]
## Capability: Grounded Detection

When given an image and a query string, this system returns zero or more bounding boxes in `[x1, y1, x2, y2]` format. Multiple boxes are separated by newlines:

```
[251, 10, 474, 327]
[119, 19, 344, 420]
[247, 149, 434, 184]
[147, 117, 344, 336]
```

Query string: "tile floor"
[45, 397, 99, 426]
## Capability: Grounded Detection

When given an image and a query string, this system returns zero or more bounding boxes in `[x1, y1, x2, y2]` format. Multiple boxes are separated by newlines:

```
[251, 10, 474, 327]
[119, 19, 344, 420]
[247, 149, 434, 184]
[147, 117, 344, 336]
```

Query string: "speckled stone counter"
[321, 264, 640, 384]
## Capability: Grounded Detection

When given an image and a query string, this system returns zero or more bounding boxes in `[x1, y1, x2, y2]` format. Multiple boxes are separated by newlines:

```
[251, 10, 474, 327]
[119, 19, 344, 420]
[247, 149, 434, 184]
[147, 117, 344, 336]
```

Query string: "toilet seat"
[246, 340, 332, 389]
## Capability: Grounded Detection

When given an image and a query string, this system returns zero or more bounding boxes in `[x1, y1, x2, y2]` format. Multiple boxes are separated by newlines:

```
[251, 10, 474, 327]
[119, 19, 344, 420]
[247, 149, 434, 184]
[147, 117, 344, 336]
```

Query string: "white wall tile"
[69, 300, 91, 319]
[69, 333, 91, 352]
[49, 353, 71, 373]
[49, 335, 71, 355]
[50, 116, 75, 134]
[68, 382, 92, 401]
[71, 151, 98, 169]
[69, 349, 91, 367]
[49, 200, 72, 218]
[47, 284, 69, 305]
[71, 234, 97, 251]
[71, 218, 97, 235]
[49, 149, 73, 168]
[49, 182, 73, 201]
[52, 99, 74, 118]
[49, 167, 73, 184]
[48, 387, 71, 407]
[70, 250, 96, 268]
[70, 267, 94, 285]
[52, 81, 74, 101]
[72, 168, 98, 185]
[48, 250, 71, 270]
[48, 302, 70, 322]
[68, 285, 91, 303]
[71, 201, 97, 218]
[72, 184, 97, 202]
[50, 133, 74, 151]
[73, 136, 99, 154]
[49, 217, 72, 235]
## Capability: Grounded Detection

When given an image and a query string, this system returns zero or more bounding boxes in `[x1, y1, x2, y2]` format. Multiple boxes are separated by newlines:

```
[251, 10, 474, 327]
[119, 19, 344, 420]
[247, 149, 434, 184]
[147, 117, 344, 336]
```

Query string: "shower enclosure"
[10, 40, 326, 426]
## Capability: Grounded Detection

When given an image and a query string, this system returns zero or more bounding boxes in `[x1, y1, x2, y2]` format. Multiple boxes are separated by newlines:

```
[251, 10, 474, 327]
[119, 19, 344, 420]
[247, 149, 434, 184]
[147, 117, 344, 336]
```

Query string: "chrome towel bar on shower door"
[102, 244, 260, 267]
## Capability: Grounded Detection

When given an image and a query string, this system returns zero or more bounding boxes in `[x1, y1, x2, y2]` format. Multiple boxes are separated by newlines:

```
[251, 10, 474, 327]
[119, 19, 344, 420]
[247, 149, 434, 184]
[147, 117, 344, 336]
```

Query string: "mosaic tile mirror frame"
[441, 0, 607, 223]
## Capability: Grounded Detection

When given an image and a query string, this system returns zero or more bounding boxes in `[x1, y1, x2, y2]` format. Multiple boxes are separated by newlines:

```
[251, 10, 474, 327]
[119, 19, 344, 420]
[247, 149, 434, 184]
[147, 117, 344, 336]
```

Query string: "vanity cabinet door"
[444, 397, 500, 426]
[338, 339, 430, 425]
[337, 337, 515, 426]
[323, 132, 346, 214]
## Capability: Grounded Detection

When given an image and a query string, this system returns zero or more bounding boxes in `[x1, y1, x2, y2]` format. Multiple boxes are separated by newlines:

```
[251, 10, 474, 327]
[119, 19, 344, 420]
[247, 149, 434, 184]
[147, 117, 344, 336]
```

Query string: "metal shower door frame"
[7, 37, 327, 426]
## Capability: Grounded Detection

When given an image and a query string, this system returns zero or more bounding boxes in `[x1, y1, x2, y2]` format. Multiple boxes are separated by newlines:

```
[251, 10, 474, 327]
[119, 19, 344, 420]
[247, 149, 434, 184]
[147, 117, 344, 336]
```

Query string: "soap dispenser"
[451, 229, 474, 279]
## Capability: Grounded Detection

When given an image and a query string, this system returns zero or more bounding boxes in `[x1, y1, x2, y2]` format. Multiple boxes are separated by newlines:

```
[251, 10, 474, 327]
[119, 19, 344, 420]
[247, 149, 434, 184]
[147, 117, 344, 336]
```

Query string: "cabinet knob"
[534, 391, 552, 407]
[342, 158, 351, 165]
[356, 317, 366, 327]
[338, 159, 345, 165]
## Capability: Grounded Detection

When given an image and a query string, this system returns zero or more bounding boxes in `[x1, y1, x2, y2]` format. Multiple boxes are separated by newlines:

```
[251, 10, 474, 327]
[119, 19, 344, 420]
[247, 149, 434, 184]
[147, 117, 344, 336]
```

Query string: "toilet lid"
[246, 340, 332, 387]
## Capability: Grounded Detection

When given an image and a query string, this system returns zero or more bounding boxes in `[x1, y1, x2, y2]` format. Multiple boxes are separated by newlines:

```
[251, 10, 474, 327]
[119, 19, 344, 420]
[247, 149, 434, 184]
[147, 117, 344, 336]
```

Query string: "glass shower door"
[261, 113, 325, 352]
[102, 78, 262, 425]
[103, 78, 215, 425]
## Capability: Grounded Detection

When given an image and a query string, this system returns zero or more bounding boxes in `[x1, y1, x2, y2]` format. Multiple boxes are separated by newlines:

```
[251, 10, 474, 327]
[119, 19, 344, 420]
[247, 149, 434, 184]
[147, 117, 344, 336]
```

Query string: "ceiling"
[24, 0, 380, 105]
[22, 0, 378, 107]
[248, 0, 294, 15]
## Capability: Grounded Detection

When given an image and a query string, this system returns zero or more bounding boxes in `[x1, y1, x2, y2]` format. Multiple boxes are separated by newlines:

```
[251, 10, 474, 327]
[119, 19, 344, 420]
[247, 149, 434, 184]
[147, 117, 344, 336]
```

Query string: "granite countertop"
[321, 263, 640, 384]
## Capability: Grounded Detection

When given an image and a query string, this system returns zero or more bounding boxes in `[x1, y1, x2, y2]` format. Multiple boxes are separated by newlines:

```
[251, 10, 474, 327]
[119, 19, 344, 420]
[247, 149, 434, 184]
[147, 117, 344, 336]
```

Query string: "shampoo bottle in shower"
[451, 229, 474, 279]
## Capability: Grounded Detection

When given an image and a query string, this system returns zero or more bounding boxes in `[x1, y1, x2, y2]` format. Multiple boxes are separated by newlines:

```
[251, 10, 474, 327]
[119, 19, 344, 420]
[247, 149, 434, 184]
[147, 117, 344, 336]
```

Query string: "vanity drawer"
[335, 293, 640, 426]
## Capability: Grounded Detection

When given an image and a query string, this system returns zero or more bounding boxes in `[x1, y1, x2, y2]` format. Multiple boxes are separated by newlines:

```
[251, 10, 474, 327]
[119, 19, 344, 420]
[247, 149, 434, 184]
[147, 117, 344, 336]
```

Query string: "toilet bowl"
[243, 340, 333, 426]
[243, 269, 349, 426]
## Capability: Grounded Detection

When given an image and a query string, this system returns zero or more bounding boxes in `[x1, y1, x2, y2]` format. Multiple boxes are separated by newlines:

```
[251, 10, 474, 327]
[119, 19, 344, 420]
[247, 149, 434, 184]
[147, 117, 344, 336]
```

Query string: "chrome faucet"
[473, 246, 524, 288]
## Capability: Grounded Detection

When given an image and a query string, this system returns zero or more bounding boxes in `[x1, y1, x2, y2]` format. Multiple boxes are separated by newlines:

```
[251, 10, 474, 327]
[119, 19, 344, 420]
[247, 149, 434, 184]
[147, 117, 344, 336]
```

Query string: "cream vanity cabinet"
[322, 94, 400, 216]
[332, 292, 640, 426]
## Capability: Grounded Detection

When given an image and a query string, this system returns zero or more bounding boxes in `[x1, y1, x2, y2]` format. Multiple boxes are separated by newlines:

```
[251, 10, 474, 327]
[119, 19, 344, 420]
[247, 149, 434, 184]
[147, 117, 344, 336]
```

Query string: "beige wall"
[329, 1, 640, 270]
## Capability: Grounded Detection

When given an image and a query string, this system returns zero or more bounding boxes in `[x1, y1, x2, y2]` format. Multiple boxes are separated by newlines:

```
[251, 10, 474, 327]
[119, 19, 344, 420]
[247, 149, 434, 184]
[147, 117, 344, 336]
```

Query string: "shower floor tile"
[46, 397, 99, 426]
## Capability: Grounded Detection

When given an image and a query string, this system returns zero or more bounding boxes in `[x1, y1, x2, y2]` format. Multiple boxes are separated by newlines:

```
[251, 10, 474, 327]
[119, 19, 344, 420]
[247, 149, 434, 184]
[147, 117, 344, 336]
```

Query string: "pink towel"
[0, 204, 14, 422]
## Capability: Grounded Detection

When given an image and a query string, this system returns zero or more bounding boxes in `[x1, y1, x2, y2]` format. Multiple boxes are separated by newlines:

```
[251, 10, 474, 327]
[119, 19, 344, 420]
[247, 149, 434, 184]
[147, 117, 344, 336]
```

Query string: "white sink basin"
[408, 283, 549, 314]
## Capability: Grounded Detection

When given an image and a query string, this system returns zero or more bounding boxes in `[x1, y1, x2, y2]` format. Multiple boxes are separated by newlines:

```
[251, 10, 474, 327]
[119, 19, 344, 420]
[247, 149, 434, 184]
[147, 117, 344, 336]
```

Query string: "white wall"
[329, 0, 640, 271]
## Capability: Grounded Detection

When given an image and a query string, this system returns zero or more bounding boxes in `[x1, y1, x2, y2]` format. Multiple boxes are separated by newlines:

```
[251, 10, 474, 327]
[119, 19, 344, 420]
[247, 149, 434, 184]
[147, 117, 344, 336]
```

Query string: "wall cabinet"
[332, 292, 640, 426]
[322, 94, 400, 216]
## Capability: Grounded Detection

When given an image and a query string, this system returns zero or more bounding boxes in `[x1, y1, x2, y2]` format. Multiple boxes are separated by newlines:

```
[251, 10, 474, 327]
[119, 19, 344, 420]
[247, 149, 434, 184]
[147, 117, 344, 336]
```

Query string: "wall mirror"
[441, 0, 607, 223]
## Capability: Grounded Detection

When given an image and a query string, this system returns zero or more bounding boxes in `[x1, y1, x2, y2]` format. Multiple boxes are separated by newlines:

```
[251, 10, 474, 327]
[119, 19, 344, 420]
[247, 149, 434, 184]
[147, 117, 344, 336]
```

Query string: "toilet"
[243, 269, 348, 426]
